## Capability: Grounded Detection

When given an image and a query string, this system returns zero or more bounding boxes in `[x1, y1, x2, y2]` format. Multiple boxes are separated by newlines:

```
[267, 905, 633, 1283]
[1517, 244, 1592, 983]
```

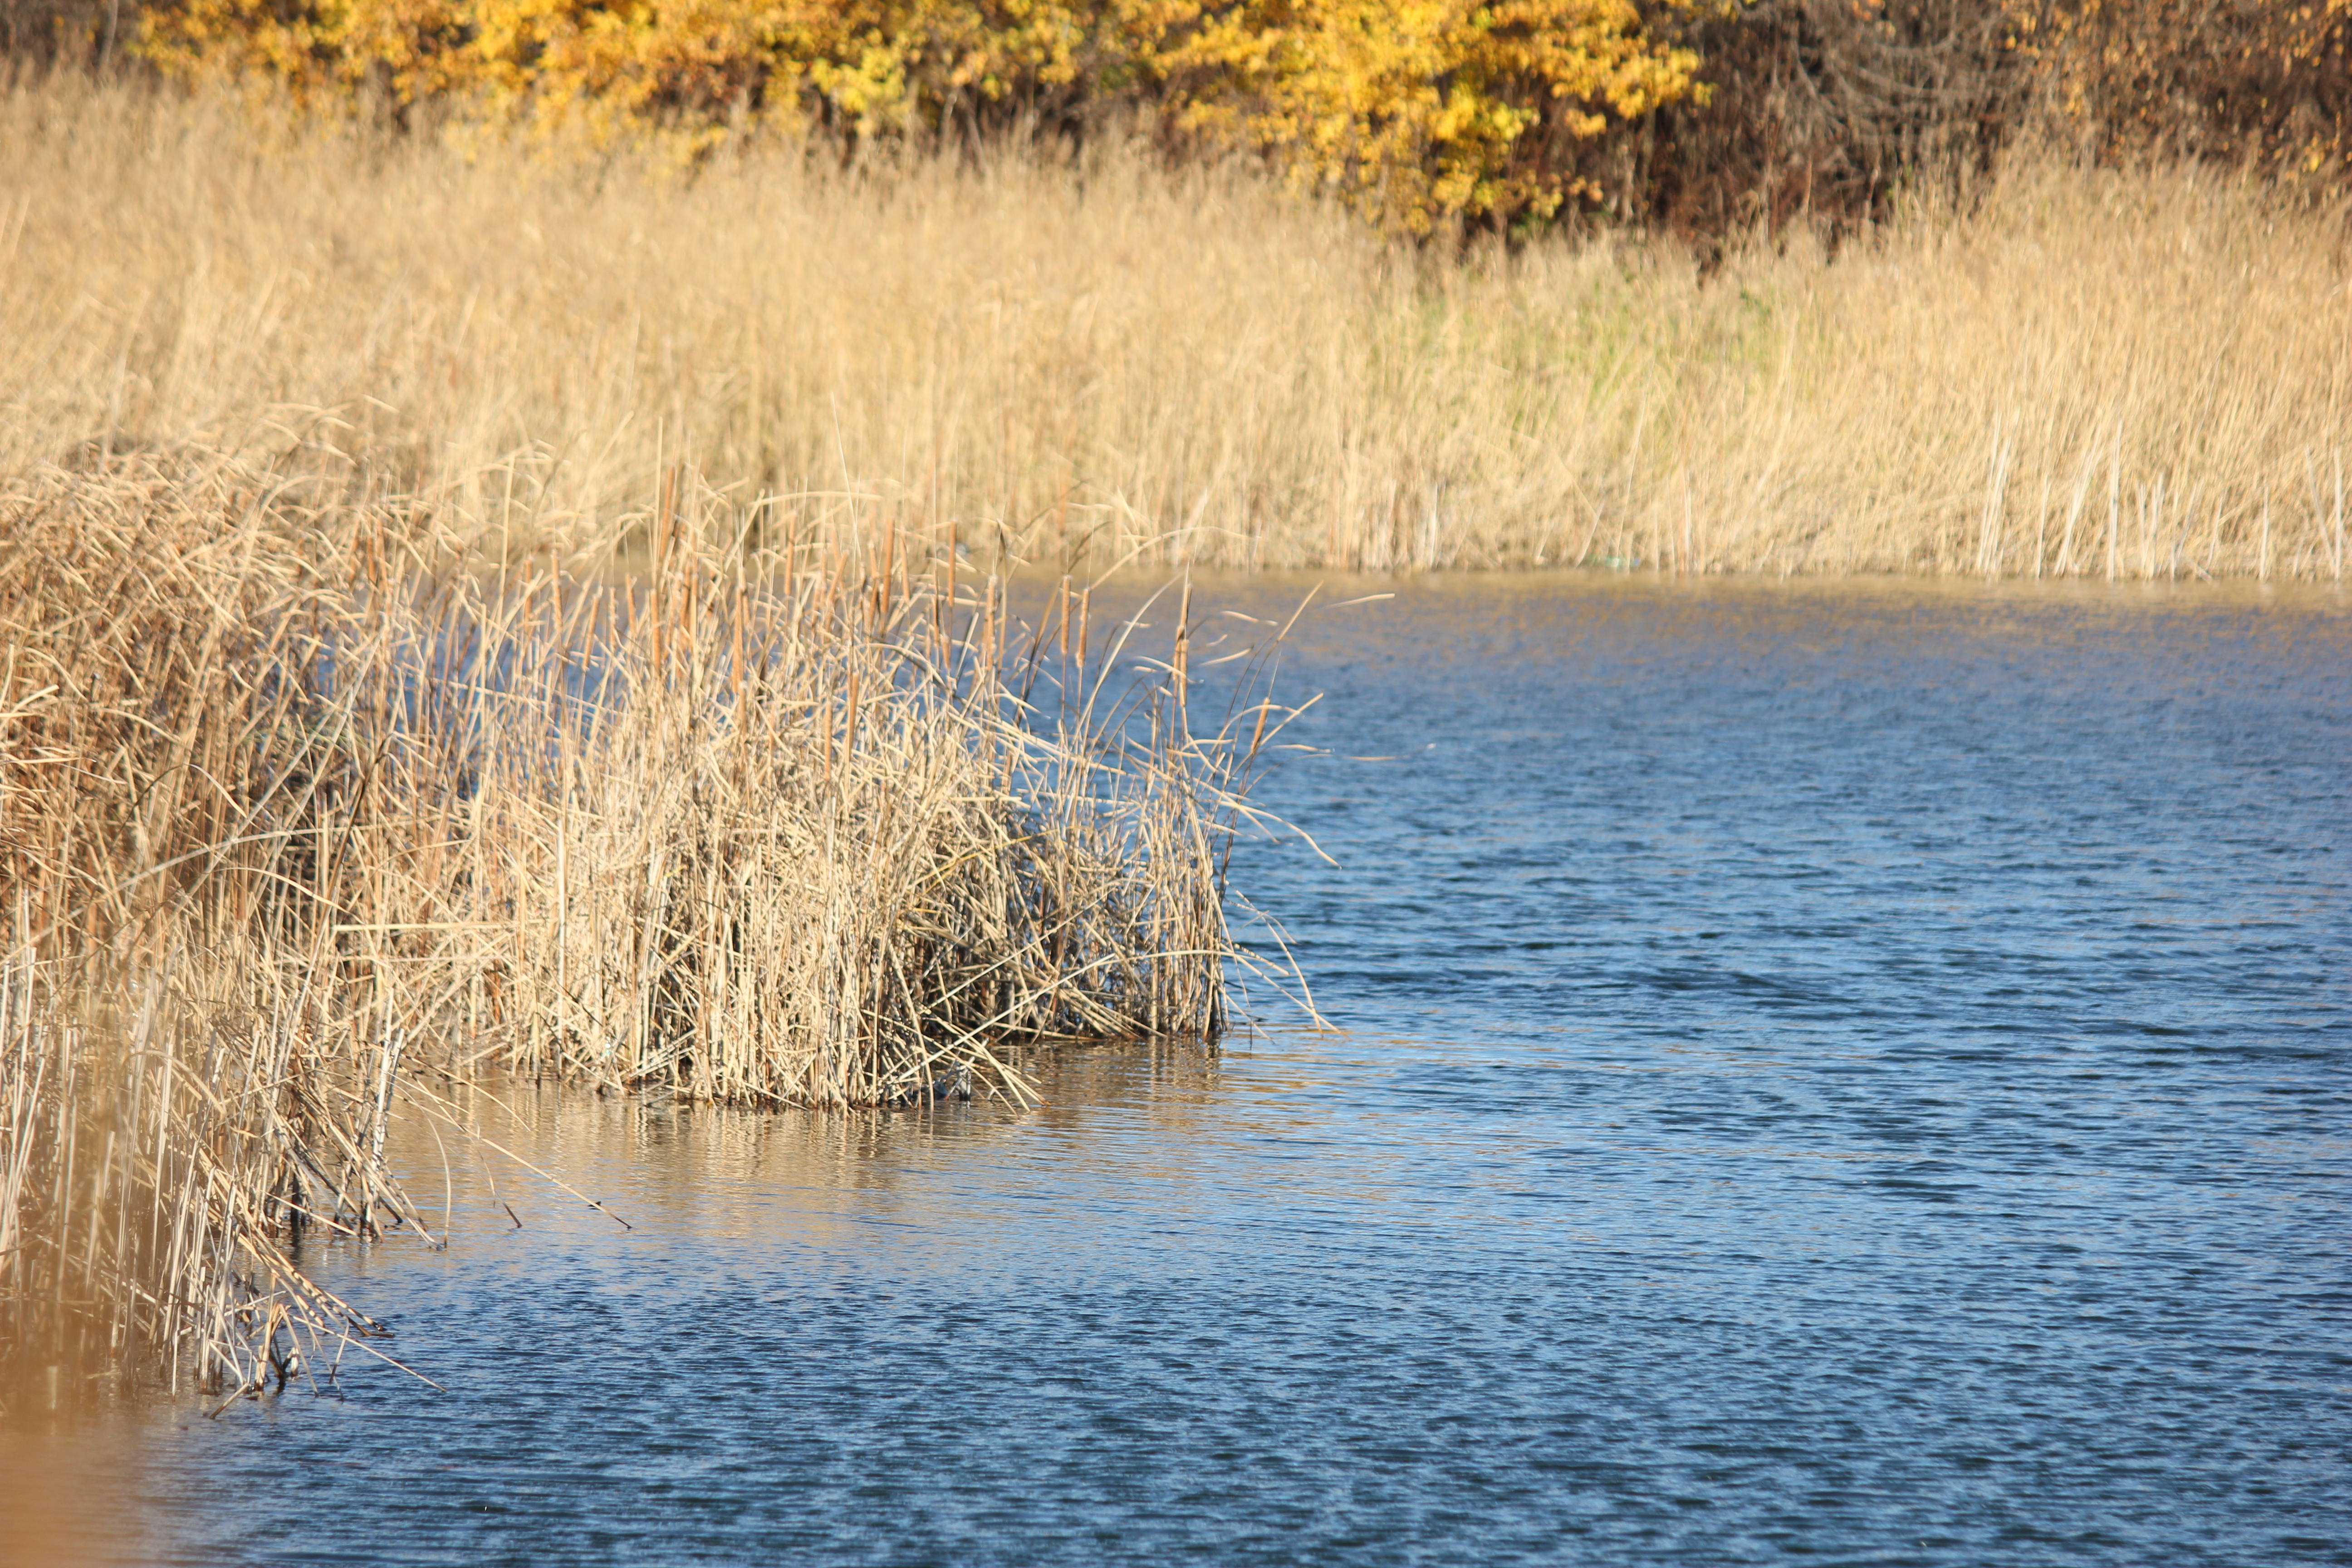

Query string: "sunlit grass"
[4, 74, 2346, 580]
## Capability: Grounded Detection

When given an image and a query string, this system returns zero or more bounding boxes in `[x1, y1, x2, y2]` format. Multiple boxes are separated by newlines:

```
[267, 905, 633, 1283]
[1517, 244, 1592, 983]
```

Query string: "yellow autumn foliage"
[1161, 0, 1701, 230]
[136, 0, 1705, 229]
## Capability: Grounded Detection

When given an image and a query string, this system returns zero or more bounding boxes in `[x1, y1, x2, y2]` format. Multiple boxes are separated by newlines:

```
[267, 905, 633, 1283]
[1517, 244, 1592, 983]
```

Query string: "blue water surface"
[133, 576, 2351, 1567]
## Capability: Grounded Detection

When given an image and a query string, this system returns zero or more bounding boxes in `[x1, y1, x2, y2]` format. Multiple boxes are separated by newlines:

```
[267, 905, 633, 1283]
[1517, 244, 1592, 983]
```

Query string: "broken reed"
[0, 452, 1283, 1400]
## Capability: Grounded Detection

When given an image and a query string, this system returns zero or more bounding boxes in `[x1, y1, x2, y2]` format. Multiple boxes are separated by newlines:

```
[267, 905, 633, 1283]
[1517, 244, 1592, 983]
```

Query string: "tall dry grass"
[2, 461, 426, 1401]
[3, 74, 2347, 580]
[0, 447, 1284, 1401]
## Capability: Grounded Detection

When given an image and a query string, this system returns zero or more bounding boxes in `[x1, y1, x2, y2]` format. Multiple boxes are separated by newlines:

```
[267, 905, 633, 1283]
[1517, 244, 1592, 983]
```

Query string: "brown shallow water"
[40, 574, 2352, 1566]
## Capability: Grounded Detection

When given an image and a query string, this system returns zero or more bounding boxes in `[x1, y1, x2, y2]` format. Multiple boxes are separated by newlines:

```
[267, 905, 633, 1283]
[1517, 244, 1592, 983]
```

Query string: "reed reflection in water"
[120, 576, 2352, 1568]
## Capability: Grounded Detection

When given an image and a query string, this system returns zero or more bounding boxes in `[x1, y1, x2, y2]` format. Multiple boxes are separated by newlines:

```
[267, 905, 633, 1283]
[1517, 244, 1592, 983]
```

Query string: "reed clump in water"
[0, 451, 1281, 1400]
[1, 458, 431, 1402]
[4, 74, 2348, 582]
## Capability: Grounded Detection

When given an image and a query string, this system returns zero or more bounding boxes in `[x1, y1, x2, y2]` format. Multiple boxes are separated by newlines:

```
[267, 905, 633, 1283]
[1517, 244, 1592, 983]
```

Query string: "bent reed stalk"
[4, 75, 2350, 583]
[0, 450, 1287, 1403]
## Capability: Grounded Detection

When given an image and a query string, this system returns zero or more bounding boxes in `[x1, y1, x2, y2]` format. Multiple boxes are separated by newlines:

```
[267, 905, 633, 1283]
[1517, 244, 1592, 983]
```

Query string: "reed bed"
[3, 74, 2348, 582]
[0, 450, 1287, 1401]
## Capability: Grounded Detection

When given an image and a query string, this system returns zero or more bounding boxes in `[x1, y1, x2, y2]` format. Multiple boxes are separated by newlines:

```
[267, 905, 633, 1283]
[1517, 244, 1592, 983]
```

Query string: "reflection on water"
[0, 1394, 148, 1567]
[120, 577, 2352, 1565]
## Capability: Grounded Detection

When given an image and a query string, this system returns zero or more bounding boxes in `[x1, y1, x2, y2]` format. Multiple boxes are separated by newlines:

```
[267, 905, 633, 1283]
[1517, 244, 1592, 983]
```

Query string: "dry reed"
[3, 74, 2347, 581]
[0, 448, 1289, 1401]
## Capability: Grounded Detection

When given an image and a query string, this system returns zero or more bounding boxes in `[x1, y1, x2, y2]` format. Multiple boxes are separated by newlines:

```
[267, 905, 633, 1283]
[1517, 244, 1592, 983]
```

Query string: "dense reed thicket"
[5, 77, 2346, 582]
[0, 465, 404, 1402]
[0, 446, 1286, 1402]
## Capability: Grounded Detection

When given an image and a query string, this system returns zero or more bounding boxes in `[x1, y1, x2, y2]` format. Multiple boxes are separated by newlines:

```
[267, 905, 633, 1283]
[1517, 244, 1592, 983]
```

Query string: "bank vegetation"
[5, 77, 2348, 581]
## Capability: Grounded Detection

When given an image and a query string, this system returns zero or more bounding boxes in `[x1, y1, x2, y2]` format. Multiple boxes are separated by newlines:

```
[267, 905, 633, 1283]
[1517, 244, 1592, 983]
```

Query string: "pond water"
[119, 578, 2352, 1564]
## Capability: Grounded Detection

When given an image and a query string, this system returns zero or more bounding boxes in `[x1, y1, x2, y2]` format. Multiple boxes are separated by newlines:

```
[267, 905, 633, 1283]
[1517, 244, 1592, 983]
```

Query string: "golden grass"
[0, 447, 1283, 1400]
[3, 74, 2348, 580]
